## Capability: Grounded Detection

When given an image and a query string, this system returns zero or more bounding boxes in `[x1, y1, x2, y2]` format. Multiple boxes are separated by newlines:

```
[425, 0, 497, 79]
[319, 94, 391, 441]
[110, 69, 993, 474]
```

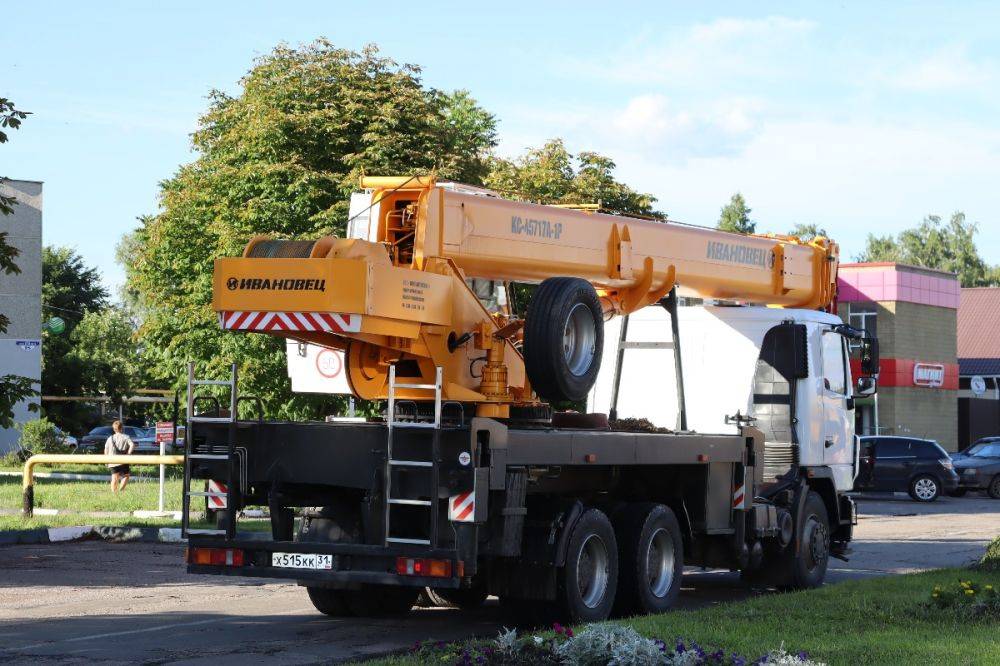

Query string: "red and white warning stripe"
[218, 311, 361, 334]
[208, 479, 228, 510]
[732, 483, 747, 510]
[449, 491, 475, 522]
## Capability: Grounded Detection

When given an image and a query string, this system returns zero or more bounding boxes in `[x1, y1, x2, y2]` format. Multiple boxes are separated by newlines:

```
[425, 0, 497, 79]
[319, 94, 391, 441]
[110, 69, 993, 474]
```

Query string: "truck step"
[388, 498, 432, 506]
[386, 537, 431, 545]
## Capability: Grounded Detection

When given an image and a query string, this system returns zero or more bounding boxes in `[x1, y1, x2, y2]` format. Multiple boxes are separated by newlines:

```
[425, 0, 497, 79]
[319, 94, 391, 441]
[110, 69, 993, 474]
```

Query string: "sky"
[4, 1, 1000, 297]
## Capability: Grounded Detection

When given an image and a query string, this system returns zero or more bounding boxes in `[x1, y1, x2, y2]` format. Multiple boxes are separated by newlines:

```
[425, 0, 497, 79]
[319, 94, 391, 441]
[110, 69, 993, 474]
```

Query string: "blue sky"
[4, 1, 1000, 296]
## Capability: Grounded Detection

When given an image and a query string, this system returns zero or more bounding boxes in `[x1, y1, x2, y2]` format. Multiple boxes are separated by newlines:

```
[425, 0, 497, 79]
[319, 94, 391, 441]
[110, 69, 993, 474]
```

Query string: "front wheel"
[988, 476, 1000, 500]
[780, 491, 830, 590]
[909, 474, 940, 502]
[556, 508, 618, 623]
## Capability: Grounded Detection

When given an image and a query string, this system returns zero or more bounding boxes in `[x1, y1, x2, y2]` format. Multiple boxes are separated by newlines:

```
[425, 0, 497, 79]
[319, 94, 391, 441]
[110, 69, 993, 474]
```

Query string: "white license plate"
[272, 552, 334, 570]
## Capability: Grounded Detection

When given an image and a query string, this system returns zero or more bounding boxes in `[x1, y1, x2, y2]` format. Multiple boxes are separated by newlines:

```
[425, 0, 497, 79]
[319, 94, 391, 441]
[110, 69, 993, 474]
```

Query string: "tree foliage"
[0, 96, 37, 429]
[789, 223, 828, 238]
[854, 212, 998, 287]
[484, 139, 663, 218]
[124, 41, 498, 419]
[68, 308, 144, 403]
[718, 192, 755, 234]
[41, 247, 111, 432]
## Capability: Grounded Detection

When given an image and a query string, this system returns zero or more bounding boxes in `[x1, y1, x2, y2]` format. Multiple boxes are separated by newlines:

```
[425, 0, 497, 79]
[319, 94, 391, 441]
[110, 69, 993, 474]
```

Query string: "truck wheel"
[909, 474, 940, 502]
[613, 503, 684, 616]
[988, 476, 1000, 500]
[306, 587, 351, 616]
[556, 508, 618, 623]
[423, 584, 489, 609]
[787, 491, 830, 589]
[524, 277, 604, 402]
[343, 585, 419, 616]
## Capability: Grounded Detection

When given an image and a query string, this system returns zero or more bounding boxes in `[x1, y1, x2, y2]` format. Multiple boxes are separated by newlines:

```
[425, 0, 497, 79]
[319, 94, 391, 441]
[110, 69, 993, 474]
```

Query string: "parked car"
[53, 426, 78, 450]
[854, 436, 959, 502]
[951, 438, 1000, 498]
[78, 425, 158, 453]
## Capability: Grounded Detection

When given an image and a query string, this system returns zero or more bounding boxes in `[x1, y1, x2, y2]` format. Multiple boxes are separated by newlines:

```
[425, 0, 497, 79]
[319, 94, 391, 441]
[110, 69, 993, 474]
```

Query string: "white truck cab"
[590, 303, 877, 493]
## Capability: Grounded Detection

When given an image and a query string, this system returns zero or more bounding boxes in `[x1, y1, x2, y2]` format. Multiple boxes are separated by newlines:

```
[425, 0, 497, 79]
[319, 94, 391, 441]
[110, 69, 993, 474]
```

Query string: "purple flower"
[798, 652, 809, 661]
[732, 655, 747, 666]
[565, 628, 574, 638]
[553, 622, 563, 634]
[676, 640, 686, 654]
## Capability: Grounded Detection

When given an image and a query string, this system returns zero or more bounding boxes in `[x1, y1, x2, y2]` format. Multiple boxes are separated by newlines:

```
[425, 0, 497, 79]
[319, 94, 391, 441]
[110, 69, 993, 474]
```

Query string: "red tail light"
[187, 547, 245, 567]
[396, 557, 455, 578]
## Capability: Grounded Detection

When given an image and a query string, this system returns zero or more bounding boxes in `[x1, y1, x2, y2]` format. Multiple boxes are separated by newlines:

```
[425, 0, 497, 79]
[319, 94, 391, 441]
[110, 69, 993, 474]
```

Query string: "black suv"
[855, 436, 959, 502]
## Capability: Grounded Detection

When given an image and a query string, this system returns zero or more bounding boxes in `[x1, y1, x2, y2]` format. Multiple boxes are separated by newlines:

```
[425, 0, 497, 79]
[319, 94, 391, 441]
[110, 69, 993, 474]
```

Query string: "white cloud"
[882, 44, 995, 92]
[557, 15, 816, 88]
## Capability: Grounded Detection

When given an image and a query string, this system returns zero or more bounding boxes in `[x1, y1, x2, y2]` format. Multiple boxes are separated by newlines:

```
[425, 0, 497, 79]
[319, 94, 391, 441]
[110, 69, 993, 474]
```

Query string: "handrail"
[22, 454, 184, 517]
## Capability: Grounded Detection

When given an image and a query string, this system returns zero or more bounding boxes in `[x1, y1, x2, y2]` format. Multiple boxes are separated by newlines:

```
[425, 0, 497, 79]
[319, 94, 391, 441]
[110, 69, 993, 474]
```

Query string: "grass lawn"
[0, 474, 187, 512]
[366, 568, 1000, 666]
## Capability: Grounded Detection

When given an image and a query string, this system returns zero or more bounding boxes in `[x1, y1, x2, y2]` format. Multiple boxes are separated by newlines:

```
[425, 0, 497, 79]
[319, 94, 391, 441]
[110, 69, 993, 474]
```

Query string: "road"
[1, 495, 996, 664]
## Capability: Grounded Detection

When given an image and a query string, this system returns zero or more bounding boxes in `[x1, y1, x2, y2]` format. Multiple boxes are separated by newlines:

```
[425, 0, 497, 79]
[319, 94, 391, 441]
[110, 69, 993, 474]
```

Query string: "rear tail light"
[396, 557, 459, 578]
[187, 547, 245, 567]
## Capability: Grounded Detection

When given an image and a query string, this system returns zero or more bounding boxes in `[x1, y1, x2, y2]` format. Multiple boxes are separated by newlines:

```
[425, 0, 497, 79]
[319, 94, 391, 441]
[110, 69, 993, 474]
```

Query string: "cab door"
[821, 330, 853, 467]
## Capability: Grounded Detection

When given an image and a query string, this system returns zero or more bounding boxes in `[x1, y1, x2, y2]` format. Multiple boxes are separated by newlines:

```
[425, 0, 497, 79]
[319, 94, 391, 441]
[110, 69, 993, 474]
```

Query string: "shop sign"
[971, 376, 987, 396]
[913, 363, 945, 388]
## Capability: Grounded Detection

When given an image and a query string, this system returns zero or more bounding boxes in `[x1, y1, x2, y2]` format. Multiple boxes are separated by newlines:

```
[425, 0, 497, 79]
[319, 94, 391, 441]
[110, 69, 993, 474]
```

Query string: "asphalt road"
[1, 495, 996, 664]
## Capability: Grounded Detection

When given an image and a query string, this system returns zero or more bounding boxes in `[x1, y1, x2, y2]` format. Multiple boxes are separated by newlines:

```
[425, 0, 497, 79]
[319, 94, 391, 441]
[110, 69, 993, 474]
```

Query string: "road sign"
[155, 421, 174, 444]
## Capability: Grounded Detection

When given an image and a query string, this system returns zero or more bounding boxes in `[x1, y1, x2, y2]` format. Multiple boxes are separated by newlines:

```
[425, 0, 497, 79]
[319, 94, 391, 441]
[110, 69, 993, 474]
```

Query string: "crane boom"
[213, 176, 839, 415]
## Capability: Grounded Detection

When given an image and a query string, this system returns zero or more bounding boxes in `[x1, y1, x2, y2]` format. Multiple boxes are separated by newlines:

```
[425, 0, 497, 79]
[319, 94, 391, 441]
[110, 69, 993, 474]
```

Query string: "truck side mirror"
[855, 376, 876, 397]
[860, 336, 879, 377]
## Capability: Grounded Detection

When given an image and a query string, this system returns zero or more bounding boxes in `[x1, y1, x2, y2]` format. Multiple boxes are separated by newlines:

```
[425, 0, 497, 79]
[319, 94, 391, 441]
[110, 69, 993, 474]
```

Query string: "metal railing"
[21, 453, 184, 517]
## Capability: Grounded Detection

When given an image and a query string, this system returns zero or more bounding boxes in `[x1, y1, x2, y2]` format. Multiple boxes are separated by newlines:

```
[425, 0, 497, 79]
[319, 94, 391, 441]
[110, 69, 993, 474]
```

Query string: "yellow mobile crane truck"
[183, 176, 878, 623]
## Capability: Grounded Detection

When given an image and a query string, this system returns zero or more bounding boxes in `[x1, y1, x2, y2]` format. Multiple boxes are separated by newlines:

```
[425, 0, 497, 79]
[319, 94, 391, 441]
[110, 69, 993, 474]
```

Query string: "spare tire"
[524, 277, 604, 402]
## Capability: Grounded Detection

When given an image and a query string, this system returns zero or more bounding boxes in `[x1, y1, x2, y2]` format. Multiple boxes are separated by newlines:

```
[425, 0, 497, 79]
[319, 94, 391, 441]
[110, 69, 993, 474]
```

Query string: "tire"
[909, 474, 940, 502]
[524, 277, 604, 402]
[306, 587, 351, 616]
[297, 503, 417, 618]
[988, 476, 1000, 500]
[612, 503, 684, 617]
[948, 488, 968, 498]
[555, 508, 618, 623]
[756, 491, 830, 591]
[343, 585, 419, 616]
[423, 584, 489, 610]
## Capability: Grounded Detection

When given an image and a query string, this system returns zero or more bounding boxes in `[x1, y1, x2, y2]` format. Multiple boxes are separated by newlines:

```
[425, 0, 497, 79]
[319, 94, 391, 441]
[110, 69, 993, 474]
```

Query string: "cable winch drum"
[244, 238, 317, 258]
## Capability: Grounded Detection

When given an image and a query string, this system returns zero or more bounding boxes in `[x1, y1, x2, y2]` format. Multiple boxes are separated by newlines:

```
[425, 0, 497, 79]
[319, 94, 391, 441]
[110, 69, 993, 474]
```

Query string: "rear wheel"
[524, 277, 604, 402]
[909, 474, 940, 502]
[306, 587, 351, 616]
[343, 585, 419, 616]
[988, 476, 1000, 500]
[555, 508, 618, 623]
[612, 503, 684, 616]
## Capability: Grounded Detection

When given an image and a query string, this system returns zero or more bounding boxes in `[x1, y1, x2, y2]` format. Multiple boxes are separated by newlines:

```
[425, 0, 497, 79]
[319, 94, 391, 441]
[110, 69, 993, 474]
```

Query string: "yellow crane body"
[212, 177, 839, 414]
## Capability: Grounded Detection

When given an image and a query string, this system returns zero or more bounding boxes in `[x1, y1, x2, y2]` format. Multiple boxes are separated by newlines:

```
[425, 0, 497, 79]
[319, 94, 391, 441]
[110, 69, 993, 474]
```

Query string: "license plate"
[272, 552, 335, 570]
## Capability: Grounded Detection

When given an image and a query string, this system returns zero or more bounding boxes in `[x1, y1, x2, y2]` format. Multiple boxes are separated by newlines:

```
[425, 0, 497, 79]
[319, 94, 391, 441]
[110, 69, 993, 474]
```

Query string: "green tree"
[0, 97, 38, 429]
[68, 308, 143, 403]
[718, 192, 755, 234]
[484, 139, 662, 218]
[789, 223, 828, 238]
[854, 212, 998, 287]
[124, 41, 497, 419]
[41, 247, 110, 433]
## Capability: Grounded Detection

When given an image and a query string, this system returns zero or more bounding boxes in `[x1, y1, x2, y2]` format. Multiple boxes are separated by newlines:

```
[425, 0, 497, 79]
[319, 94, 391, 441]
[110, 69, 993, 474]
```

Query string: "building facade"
[837, 262, 959, 451]
[0, 179, 43, 455]
[957, 287, 1000, 448]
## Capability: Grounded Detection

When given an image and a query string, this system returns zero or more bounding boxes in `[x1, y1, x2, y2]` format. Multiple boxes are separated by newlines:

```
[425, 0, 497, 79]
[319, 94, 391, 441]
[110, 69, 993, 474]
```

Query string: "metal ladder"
[182, 362, 238, 539]
[383, 365, 442, 547]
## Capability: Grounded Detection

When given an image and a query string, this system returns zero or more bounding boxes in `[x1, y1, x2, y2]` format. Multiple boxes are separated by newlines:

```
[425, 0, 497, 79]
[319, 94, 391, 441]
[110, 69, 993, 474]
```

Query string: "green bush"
[980, 536, 1000, 571]
[18, 418, 68, 454]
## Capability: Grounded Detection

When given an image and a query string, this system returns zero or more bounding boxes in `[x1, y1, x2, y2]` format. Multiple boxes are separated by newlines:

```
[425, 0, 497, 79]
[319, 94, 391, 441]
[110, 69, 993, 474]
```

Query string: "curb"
[0, 525, 187, 546]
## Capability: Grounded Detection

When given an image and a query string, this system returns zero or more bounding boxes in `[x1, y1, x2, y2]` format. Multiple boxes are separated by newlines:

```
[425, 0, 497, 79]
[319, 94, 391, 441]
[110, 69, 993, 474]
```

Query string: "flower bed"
[409, 624, 823, 666]
[927, 579, 1000, 620]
